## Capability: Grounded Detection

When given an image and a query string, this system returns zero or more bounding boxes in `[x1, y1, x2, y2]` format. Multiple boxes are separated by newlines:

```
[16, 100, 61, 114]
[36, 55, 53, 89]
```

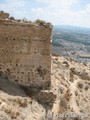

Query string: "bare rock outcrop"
[51, 56, 90, 120]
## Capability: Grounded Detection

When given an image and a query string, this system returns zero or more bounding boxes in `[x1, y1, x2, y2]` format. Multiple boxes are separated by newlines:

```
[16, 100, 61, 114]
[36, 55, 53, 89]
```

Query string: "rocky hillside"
[51, 56, 90, 120]
[0, 56, 90, 120]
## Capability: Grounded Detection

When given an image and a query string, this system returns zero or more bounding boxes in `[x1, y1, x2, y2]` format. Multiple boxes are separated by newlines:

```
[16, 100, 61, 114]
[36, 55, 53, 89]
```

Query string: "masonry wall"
[0, 19, 52, 89]
[0, 11, 9, 19]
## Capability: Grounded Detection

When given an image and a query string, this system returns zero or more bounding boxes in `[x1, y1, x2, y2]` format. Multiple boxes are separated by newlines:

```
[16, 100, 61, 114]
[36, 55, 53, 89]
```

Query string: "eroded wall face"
[0, 21, 52, 89]
[0, 12, 9, 19]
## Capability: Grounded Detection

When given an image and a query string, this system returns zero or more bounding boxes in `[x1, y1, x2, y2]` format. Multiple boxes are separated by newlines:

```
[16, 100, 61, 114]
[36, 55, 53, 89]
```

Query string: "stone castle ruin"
[0, 11, 52, 89]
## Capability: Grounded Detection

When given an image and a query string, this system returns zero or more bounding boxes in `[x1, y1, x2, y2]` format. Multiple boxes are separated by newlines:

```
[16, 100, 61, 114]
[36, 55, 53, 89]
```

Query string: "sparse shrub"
[0, 11, 4, 13]
[85, 85, 89, 91]
[17, 19, 21, 22]
[70, 71, 74, 82]
[9, 16, 15, 20]
[77, 82, 83, 89]
[63, 61, 69, 67]
[70, 68, 75, 74]
[14, 98, 28, 108]
[55, 57, 58, 61]
[35, 19, 45, 26]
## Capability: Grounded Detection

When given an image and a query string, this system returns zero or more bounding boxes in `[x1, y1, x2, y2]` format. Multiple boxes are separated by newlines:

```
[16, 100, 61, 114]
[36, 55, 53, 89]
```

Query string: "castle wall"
[0, 11, 9, 19]
[0, 19, 52, 89]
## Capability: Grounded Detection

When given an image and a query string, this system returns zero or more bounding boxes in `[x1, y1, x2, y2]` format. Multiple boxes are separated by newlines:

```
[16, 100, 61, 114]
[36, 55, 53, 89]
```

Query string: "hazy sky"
[0, 0, 90, 27]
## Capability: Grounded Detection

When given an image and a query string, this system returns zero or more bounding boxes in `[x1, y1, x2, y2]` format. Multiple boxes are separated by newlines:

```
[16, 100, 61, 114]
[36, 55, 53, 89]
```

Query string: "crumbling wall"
[0, 11, 9, 19]
[0, 13, 52, 89]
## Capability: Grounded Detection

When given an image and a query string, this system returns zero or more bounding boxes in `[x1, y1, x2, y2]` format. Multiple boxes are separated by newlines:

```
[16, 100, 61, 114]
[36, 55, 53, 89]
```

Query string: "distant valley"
[52, 25, 90, 63]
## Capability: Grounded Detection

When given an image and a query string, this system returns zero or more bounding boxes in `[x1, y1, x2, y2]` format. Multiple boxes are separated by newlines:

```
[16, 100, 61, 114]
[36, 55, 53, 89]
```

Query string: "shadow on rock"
[0, 71, 26, 97]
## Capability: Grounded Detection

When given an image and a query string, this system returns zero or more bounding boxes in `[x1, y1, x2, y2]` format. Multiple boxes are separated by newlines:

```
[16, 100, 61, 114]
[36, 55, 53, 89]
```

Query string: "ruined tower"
[0, 11, 9, 19]
[0, 12, 52, 89]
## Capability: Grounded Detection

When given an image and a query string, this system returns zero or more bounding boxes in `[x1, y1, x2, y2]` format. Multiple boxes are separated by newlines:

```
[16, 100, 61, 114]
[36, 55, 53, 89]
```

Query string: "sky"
[0, 0, 90, 28]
